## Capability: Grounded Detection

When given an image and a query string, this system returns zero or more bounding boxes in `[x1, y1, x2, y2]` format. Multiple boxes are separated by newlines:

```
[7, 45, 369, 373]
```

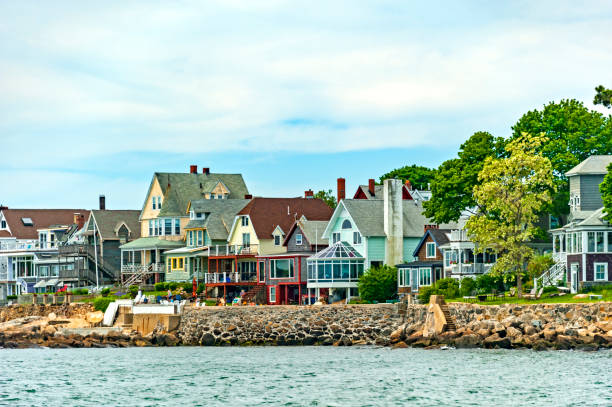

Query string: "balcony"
[449, 263, 493, 275]
[204, 271, 258, 284]
[207, 244, 259, 257]
[0, 240, 38, 252]
[450, 230, 469, 242]
[121, 263, 165, 274]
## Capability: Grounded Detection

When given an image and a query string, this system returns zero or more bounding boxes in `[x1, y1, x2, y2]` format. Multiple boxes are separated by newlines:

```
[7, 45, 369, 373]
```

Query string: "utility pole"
[93, 219, 99, 290]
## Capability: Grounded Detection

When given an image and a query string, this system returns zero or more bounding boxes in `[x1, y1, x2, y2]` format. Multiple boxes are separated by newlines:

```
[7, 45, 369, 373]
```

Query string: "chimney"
[424, 224, 439, 232]
[202, 167, 210, 175]
[337, 178, 346, 203]
[368, 179, 376, 197]
[244, 194, 253, 199]
[304, 190, 314, 199]
[405, 179, 412, 191]
[384, 179, 403, 266]
[189, 165, 198, 174]
[0, 205, 7, 210]
[99, 195, 106, 210]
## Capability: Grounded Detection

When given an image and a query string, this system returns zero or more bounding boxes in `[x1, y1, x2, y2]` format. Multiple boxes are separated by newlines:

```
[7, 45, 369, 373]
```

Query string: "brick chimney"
[245, 194, 253, 199]
[405, 179, 412, 190]
[304, 190, 314, 199]
[368, 179, 376, 196]
[337, 178, 346, 203]
[202, 167, 210, 175]
[190, 165, 198, 174]
[424, 224, 439, 232]
[99, 195, 106, 210]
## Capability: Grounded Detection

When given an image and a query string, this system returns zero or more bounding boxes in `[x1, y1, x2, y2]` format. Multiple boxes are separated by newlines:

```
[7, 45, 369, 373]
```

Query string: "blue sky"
[1, 1, 611, 209]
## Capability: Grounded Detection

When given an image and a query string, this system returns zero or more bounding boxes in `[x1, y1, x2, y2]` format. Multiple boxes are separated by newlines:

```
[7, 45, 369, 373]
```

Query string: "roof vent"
[21, 217, 33, 226]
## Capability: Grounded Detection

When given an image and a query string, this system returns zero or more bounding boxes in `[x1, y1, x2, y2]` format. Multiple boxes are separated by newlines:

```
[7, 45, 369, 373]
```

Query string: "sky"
[1, 1, 611, 210]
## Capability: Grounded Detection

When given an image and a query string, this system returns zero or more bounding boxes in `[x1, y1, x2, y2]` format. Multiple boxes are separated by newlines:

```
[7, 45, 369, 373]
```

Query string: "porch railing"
[204, 271, 257, 284]
[207, 244, 259, 257]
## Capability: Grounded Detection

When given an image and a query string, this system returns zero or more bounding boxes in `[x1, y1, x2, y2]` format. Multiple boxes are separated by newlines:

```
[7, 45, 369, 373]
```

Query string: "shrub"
[357, 265, 398, 303]
[101, 287, 111, 297]
[128, 285, 139, 298]
[154, 282, 165, 291]
[348, 298, 369, 304]
[460, 277, 476, 297]
[197, 283, 205, 294]
[542, 286, 559, 294]
[168, 282, 178, 290]
[418, 286, 440, 304]
[93, 297, 114, 312]
[180, 282, 193, 292]
[7, 295, 18, 300]
[71, 288, 89, 295]
[435, 278, 460, 299]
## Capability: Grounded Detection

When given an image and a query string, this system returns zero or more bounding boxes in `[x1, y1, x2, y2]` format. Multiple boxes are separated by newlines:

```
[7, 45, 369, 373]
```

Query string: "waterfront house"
[119, 165, 249, 286]
[352, 178, 431, 202]
[163, 198, 250, 283]
[307, 179, 454, 303]
[550, 155, 612, 292]
[206, 195, 333, 303]
[0, 207, 88, 298]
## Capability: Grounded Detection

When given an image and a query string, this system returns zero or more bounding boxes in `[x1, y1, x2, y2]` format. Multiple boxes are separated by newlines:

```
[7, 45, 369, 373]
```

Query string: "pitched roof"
[146, 172, 249, 217]
[353, 184, 384, 199]
[89, 210, 141, 241]
[0, 209, 88, 240]
[236, 198, 334, 240]
[340, 200, 456, 237]
[566, 155, 612, 176]
[412, 228, 452, 257]
[119, 236, 185, 250]
[576, 207, 608, 227]
[284, 220, 329, 246]
[187, 199, 250, 241]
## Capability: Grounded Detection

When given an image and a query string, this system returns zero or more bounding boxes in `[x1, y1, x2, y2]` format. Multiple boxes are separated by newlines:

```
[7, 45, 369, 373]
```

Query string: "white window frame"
[419, 267, 432, 286]
[270, 258, 294, 279]
[353, 232, 362, 245]
[241, 216, 249, 226]
[296, 233, 303, 245]
[332, 232, 341, 244]
[426, 242, 436, 258]
[274, 235, 281, 246]
[594, 262, 608, 281]
[269, 286, 276, 303]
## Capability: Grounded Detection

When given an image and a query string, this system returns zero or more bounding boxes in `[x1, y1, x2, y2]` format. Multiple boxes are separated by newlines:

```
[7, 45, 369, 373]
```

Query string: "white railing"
[121, 263, 165, 274]
[536, 262, 566, 289]
[450, 230, 469, 242]
[207, 244, 259, 257]
[204, 272, 240, 284]
[0, 240, 39, 251]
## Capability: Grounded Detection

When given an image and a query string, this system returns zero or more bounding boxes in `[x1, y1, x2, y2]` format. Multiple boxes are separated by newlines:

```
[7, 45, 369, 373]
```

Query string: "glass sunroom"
[306, 241, 365, 303]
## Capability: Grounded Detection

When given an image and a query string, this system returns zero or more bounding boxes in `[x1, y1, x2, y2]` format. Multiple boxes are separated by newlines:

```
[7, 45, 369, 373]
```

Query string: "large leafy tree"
[379, 164, 436, 190]
[511, 99, 612, 219]
[599, 163, 612, 222]
[594, 85, 612, 108]
[314, 189, 337, 209]
[423, 131, 505, 223]
[466, 133, 555, 298]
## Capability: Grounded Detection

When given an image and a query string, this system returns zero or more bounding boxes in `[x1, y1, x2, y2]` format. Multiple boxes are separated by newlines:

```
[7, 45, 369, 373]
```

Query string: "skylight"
[21, 217, 33, 226]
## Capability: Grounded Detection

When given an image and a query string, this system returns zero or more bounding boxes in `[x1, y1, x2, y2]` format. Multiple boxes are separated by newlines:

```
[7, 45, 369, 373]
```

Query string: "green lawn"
[448, 291, 612, 305]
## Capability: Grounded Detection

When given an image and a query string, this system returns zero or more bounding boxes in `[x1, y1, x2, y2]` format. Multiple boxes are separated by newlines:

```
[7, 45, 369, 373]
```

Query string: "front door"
[570, 264, 579, 294]
[434, 267, 442, 282]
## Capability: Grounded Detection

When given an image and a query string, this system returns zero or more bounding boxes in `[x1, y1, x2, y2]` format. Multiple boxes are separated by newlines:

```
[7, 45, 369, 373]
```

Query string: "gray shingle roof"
[299, 220, 329, 245]
[149, 172, 249, 217]
[188, 199, 250, 241]
[566, 155, 612, 176]
[90, 210, 141, 241]
[341, 199, 457, 237]
[576, 207, 608, 227]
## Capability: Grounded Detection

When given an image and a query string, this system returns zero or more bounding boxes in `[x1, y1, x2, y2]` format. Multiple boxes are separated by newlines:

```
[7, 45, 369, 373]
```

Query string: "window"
[21, 217, 33, 226]
[296, 233, 303, 245]
[608, 232, 612, 253]
[594, 263, 608, 281]
[353, 232, 362, 245]
[274, 235, 281, 246]
[190, 210, 195, 220]
[577, 232, 582, 252]
[444, 251, 450, 267]
[196, 212, 204, 219]
[1, 220, 6, 229]
[269, 286, 276, 303]
[588, 232, 595, 252]
[332, 232, 341, 244]
[270, 259, 294, 279]
[175, 219, 180, 235]
[39, 233, 47, 249]
[188, 231, 194, 246]
[426, 242, 436, 258]
[164, 218, 172, 235]
[149, 220, 153, 236]
[156, 219, 162, 236]
[241, 216, 249, 226]
[419, 268, 432, 286]
[596, 232, 604, 252]
[210, 195, 215, 199]
[171, 257, 184, 271]
[341, 219, 352, 229]
[197, 230, 203, 246]
[242, 233, 250, 247]
[217, 194, 223, 199]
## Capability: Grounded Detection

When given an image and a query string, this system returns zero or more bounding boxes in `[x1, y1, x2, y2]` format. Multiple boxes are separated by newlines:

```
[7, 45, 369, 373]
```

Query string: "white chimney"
[384, 179, 404, 266]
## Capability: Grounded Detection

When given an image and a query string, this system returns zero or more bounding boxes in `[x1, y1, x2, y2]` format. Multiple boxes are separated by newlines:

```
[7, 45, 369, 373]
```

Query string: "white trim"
[594, 262, 608, 281]
[425, 242, 436, 258]
[269, 286, 276, 303]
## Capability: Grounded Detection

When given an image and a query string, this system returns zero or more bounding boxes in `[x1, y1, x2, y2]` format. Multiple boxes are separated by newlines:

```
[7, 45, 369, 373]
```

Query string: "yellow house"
[119, 165, 249, 286]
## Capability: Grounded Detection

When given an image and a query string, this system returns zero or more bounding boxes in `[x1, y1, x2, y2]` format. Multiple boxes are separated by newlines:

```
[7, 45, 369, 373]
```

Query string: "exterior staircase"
[59, 244, 120, 281]
[241, 285, 266, 304]
[122, 264, 155, 287]
[536, 262, 566, 289]
[440, 303, 456, 332]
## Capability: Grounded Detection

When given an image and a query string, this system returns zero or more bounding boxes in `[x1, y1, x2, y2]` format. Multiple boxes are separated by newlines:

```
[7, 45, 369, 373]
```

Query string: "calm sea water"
[0, 347, 610, 406]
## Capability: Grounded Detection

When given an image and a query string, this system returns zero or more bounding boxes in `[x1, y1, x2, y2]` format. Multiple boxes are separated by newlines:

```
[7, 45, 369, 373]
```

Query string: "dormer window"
[22, 217, 33, 226]
[1, 220, 6, 229]
[274, 235, 281, 246]
[241, 216, 249, 226]
[190, 210, 195, 220]
[296, 233, 303, 245]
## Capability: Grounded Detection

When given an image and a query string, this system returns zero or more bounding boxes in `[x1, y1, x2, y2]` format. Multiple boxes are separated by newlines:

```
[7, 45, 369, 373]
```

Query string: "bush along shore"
[1, 303, 611, 350]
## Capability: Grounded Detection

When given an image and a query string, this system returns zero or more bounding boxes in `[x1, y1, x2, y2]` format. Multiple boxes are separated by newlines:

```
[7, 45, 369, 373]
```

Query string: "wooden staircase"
[440, 303, 456, 332]
[241, 285, 266, 304]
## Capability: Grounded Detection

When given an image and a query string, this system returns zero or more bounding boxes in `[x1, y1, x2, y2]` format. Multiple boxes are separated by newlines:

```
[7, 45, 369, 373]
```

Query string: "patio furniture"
[524, 287, 543, 300]
[522, 287, 536, 299]
[509, 287, 516, 297]
[589, 294, 603, 300]
[477, 295, 487, 302]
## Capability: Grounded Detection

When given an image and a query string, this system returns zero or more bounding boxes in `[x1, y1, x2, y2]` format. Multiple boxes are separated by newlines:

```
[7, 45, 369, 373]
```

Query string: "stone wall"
[0, 303, 94, 323]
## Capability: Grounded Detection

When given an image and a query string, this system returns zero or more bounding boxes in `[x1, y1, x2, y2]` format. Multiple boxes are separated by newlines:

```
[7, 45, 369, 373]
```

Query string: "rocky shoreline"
[1, 302, 611, 351]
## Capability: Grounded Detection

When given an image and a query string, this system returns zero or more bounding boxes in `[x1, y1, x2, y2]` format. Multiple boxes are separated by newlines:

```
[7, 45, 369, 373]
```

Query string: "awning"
[119, 237, 185, 250]
[46, 278, 59, 286]
[34, 280, 48, 288]
[164, 246, 208, 256]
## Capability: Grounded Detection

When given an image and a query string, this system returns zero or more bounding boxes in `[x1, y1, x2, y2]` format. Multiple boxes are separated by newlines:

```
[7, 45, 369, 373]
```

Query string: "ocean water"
[0, 347, 610, 407]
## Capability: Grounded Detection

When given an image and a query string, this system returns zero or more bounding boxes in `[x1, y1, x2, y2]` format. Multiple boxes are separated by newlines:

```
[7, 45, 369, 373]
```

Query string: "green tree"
[466, 133, 555, 298]
[379, 164, 436, 190]
[314, 189, 337, 209]
[527, 253, 555, 280]
[423, 131, 505, 223]
[357, 265, 397, 302]
[599, 162, 612, 222]
[594, 85, 612, 108]
[511, 99, 612, 219]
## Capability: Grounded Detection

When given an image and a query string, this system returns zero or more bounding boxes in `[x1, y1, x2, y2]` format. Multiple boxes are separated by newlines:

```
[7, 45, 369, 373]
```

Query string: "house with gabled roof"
[550, 155, 612, 292]
[206, 194, 333, 304]
[0, 207, 88, 298]
[351, 178, 431, 203]
[306, 179, 455, 303]
[119, 165, 249, 286]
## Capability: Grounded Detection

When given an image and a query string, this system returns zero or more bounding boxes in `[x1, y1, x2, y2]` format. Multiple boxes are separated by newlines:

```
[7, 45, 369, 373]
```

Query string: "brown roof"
[0, 209, 88, 239]
[237, 198, 333, 239]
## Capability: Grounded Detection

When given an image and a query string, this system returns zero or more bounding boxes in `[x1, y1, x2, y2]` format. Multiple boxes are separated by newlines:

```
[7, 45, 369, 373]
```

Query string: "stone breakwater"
[178, 305, 402, 346]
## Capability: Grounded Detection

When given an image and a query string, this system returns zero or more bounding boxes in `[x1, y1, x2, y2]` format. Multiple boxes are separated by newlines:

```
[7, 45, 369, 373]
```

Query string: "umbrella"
[192, 277, 197, 298]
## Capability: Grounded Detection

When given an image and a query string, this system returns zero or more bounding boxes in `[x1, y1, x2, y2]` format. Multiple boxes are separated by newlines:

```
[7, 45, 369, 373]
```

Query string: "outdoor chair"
[509, 288, 516, 297]
[156, 295, 162, 303]
[522, 287, 537, 299]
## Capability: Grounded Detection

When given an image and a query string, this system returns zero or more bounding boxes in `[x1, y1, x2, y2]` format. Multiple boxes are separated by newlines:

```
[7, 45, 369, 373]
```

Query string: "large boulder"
[455, 334, 481, 349]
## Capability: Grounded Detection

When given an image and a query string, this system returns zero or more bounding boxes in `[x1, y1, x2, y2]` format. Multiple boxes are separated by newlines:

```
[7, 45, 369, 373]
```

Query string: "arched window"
[341, 219, 352, 229]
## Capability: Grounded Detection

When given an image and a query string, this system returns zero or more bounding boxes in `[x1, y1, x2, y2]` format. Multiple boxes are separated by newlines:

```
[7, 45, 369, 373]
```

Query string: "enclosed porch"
[119, 237, 184, 286]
